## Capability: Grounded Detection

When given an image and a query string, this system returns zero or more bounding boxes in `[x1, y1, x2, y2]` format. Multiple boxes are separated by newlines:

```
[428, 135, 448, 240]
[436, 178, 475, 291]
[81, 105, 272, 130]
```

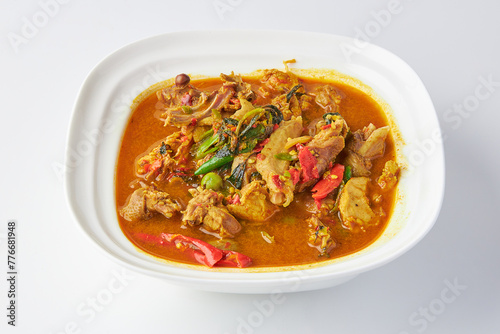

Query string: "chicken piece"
[220, 72, 256, 103]
[157, 83, 207, 112]
[295, 117, 349, 191]
[256, 117, 303, 206]
[119, 187, 181, 221]
[307, 216, 336, 256]
[339, 177, 375, 230]
[314, 85, 343, 113]
[271, 91, 315, 121]
[227, 181, 279, 222]
[136, 131, 193, 181]
[258, 69, 300, 98]
[182, 188, 241, 238]
[377, 160, 400, 190]
[161, 85, 236, 126]
[345, 124, 390, 177]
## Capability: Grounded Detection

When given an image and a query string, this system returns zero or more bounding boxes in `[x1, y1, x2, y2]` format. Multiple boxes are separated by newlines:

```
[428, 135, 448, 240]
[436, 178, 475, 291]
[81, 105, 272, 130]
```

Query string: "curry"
[115, 63, 400, 269]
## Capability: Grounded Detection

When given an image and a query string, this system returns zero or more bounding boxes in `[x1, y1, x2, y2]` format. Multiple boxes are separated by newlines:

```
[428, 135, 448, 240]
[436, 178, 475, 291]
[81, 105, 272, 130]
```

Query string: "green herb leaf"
[159, 142, 168, 155]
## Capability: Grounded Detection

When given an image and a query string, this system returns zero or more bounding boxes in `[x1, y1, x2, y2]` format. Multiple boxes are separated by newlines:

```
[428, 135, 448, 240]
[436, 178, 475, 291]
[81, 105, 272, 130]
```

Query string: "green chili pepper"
[194, 155, 234, 175]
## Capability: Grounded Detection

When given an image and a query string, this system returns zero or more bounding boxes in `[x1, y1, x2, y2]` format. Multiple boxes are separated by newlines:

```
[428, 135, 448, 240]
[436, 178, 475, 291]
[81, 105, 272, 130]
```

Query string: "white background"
[1, 0, 499, 333]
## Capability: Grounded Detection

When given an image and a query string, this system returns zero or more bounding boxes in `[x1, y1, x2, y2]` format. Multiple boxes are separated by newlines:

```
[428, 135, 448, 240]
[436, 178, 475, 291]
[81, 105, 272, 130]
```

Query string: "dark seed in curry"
[175, 73, 190, 87]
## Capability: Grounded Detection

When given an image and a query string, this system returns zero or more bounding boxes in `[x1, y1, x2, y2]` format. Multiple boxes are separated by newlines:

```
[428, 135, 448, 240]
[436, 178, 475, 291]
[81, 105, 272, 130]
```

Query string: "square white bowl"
[65, 30, 444, 293]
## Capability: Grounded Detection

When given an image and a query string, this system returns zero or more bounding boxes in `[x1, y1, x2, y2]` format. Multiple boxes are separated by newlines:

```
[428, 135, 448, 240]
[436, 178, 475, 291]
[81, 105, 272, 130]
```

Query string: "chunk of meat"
[338, 177, 375, 229]
[271, 88, 315, 121]
[256, 117, 303, 206]
[182, 188, 241, 238]
[345, 124, 390, 177]
[314, 85, 343, 113]
[227, 181, 279, 222]
[220, 72, 256, 103]
[161, 85, 236, 126]
[377, 160, 400, 190]
[157, 84, 207, 112]
[258, 69, 300, 98]
[295, 118, 349, 191]
[119, 187, 181, 221]
[306, 216, 336, 256]
[136, 131, 193, 181]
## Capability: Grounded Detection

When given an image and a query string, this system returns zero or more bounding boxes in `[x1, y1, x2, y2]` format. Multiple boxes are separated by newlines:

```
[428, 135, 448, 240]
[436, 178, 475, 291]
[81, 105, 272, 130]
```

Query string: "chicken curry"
[115, 63, 400, 269]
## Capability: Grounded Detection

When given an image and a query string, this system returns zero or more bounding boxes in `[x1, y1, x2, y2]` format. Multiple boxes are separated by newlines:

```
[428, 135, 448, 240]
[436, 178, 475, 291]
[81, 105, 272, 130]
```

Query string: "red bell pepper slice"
[311, 163, 345, 200]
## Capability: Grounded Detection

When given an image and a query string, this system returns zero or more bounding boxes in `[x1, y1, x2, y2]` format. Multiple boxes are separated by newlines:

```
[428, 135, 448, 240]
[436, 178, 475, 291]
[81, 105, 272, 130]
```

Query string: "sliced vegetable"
[159, 142, 168, 155]
[215, 250, 252, 268]
[323, 112, 341, 125]
[195, 155, 234, 175]
[201, 172, 223, 191]
[227, 161, 246, 190]
[195, 145, 235, 175]
[134, 232, 252, 268]
[286, 84, 303, 103]
[196, 132, 218, 159]
[274, 152, 295, 161]
[297, 145, 319, 183]
[261, 231, 275, 244]
[311, 164, 345, 200]
[264, 104, 283, 125]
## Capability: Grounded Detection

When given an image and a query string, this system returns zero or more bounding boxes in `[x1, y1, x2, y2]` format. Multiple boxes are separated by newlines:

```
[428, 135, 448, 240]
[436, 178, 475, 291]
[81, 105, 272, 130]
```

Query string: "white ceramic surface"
[65, 30, 444, 294]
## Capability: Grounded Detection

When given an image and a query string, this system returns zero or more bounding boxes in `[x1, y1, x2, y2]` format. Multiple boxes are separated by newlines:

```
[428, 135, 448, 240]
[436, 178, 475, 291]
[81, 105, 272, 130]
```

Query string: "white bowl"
[65, 30, 444, 294]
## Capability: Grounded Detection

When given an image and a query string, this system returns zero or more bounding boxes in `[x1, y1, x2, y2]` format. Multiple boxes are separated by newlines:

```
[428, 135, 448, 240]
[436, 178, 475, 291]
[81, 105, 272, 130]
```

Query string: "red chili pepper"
[190, 118, 197, 126]
[321, 124, 331, 130]
[143, 164, 151, 173]
[288, 168, 301, 185]
[162, 233, 224, 267]
[311, 164, 345, 200]
[271, 174, 283, 189]
[228, 193, 241, 205]
[215, 250, 252, 268]
[297, 146, 319, 183]
[254, 138, 270, 152]
[134, 232, 252, 268]
[150, 159, 162, 173]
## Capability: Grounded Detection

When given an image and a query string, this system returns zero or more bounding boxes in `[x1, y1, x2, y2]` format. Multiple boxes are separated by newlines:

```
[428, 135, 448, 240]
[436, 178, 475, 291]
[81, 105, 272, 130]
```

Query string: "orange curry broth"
[115, 76, 397, 268]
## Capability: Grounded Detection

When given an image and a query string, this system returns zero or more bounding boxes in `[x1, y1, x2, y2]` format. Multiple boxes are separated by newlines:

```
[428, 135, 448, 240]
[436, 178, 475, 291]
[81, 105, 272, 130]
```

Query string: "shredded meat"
[227, 181, 279, 222]
[345, 124, 390, 176]
[182, 188, 241, 238]
[119, 187, 181, 221]
[338, 177, 375, 230]
[256, 117, 303, 207]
